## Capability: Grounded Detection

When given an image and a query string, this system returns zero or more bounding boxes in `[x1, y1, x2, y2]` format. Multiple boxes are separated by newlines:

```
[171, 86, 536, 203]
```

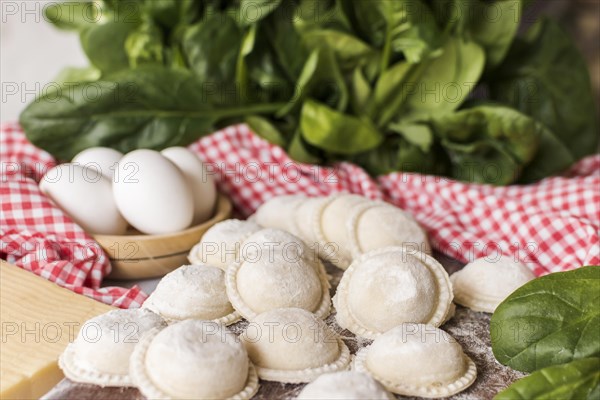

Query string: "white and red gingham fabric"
[2, 123, 599, 308]
[1, 122, 146, 308]
[191, 124, 600, 276]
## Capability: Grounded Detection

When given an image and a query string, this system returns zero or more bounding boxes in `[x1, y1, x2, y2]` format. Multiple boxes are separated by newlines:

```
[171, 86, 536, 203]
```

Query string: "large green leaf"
[125, 18, 164, 67]
[239, 0, 282, 26]
[44, 1, 100, 31]
[403, 36, 485, 120]
[19, 67, 284, 160]
[429, 105, 568, 184]
[182, 14, 242, 85]
[277, 47, 348, 117]
[491, 266, 600, 372]
[495, 358, 600, 400]
[300, 100, 382, 155]
[80, 21, 139, 74]
[490, 19, 599, 160]
[301, 29, 376, 71]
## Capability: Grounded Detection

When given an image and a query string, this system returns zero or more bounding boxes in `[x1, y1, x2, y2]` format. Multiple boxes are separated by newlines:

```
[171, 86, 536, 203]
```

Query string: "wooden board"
[43, 254, 525, 400]
[0, 261, 113, 399]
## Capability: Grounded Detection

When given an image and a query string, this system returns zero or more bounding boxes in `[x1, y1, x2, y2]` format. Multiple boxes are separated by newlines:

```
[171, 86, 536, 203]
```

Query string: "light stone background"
[1, 0, 88, 124]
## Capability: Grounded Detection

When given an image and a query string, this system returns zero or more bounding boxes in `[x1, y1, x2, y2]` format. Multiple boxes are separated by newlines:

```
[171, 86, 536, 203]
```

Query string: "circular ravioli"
[59, 308, 166, 387]
[253, 194, 306, 234]
[240, 308, 350, 383]
[333, 247, 453, 338]
[130, 320, 258, 400]
[226, 229, 330, 320]
[294, 197, 327, 246]
[143, 264, 240, 325]
[297, 371, 393, 400]
[188, 219, 261, 270]
[354, 323, 477, 398]
[348, 202, 431, 257]
[313, 194, 371, 269]
[451, 256, 536, 313]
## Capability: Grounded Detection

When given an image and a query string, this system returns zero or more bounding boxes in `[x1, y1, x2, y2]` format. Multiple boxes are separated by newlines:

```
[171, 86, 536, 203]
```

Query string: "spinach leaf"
[301, 29, 376, 71]
[403, 36, 485, 121]
[379, 0, 441, 64]
[52, 66, 101, 85]
[246, 116, 286, 147]
[490, 19, 599, 160]
[300, 100, 382, 155]
[277, 47, 348, 117]
[491, 266, 600, 372]
[350, 67, 372, 116]
[339, 0, 440, 66]
[371, 61, 413, 124]
[288, 130, 321, 164]
[19, 67, 284, 160]
[80, 21, 139, 74]
[235, 25, 257, 97]
[143, 0, 199, 29]
[495, 358, 600, 400]
[430, 105, 551, 184]
[125, 18, 164, 67]
[239, 0, 281, 26]
[470, 0, 522, 68]
[260, 8, 308, 82]
[182, 14, 242, 86]
[44, 1, 99, 31]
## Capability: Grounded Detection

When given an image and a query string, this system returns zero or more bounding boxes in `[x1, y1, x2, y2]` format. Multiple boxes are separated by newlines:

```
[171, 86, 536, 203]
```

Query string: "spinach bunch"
[491, 266, 600, 399]
[20, 0, 598, 184]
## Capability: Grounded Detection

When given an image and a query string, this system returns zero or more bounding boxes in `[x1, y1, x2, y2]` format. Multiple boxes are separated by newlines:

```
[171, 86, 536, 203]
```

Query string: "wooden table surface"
[43, 254, 525, 400]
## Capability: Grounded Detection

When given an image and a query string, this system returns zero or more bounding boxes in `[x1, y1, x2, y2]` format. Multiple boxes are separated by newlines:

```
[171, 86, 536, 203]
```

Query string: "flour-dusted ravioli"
[188, 219, 261, 270]
[333, 247, 453, 338]
[348, 202, 431, 257]
[451, 256, 536, 313]
[59, 308, 166, 387]
[130, 320, 258, 400]
[354, 323, 477, 398]
[253, 194, 306, 234]
[241, 308, 350, 383]
[313, 194, 371, 269]
[296, 371, 394, 400]
[227, 229, 330, 320]
[143, 264, 240, 325]
[294, 196, 328, 246]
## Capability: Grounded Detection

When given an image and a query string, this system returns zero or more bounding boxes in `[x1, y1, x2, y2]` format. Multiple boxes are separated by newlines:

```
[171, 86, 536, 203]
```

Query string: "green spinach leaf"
[430, 105, 555, 184]
[125, 18, 164, 67]
[491, 266, 600, 372]
[470, 0, 522, 68]
[403, 36, 485, 121]
[19, 67, 284, 160]
[80, 21, 139, 74]
[490, 19, 599, 160]
[44, 1, 100, 31]
[300, 100, 382, 155]
[239, 0, 282, 26]
[182, 14, 242, 86]
[495, 358, 600, 400]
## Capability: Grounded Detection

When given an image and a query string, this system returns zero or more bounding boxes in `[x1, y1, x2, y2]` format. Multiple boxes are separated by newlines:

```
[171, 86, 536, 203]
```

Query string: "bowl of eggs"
[39, 146, 231, 279]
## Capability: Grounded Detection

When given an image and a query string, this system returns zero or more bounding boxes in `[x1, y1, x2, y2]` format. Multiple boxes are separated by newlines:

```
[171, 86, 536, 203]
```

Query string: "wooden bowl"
[93, 194, 232, 280]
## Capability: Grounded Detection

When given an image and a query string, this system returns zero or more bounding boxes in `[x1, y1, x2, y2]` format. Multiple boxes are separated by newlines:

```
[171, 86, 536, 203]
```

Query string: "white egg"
[113, 149, 194, 235]
[161, 147, 217, 225]
[72, 147, 123, 180]
[39, 164, 128, 235]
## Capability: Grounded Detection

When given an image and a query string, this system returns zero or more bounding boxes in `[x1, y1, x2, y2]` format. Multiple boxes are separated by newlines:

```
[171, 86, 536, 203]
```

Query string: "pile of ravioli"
[59, 194, 536, 400]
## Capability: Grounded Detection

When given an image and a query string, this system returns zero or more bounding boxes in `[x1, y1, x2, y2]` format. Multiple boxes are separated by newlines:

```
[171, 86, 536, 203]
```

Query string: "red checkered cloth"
[1, 122, 146, 308]
[191, 124, 600, 276]
[1, 123, 599, 308]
